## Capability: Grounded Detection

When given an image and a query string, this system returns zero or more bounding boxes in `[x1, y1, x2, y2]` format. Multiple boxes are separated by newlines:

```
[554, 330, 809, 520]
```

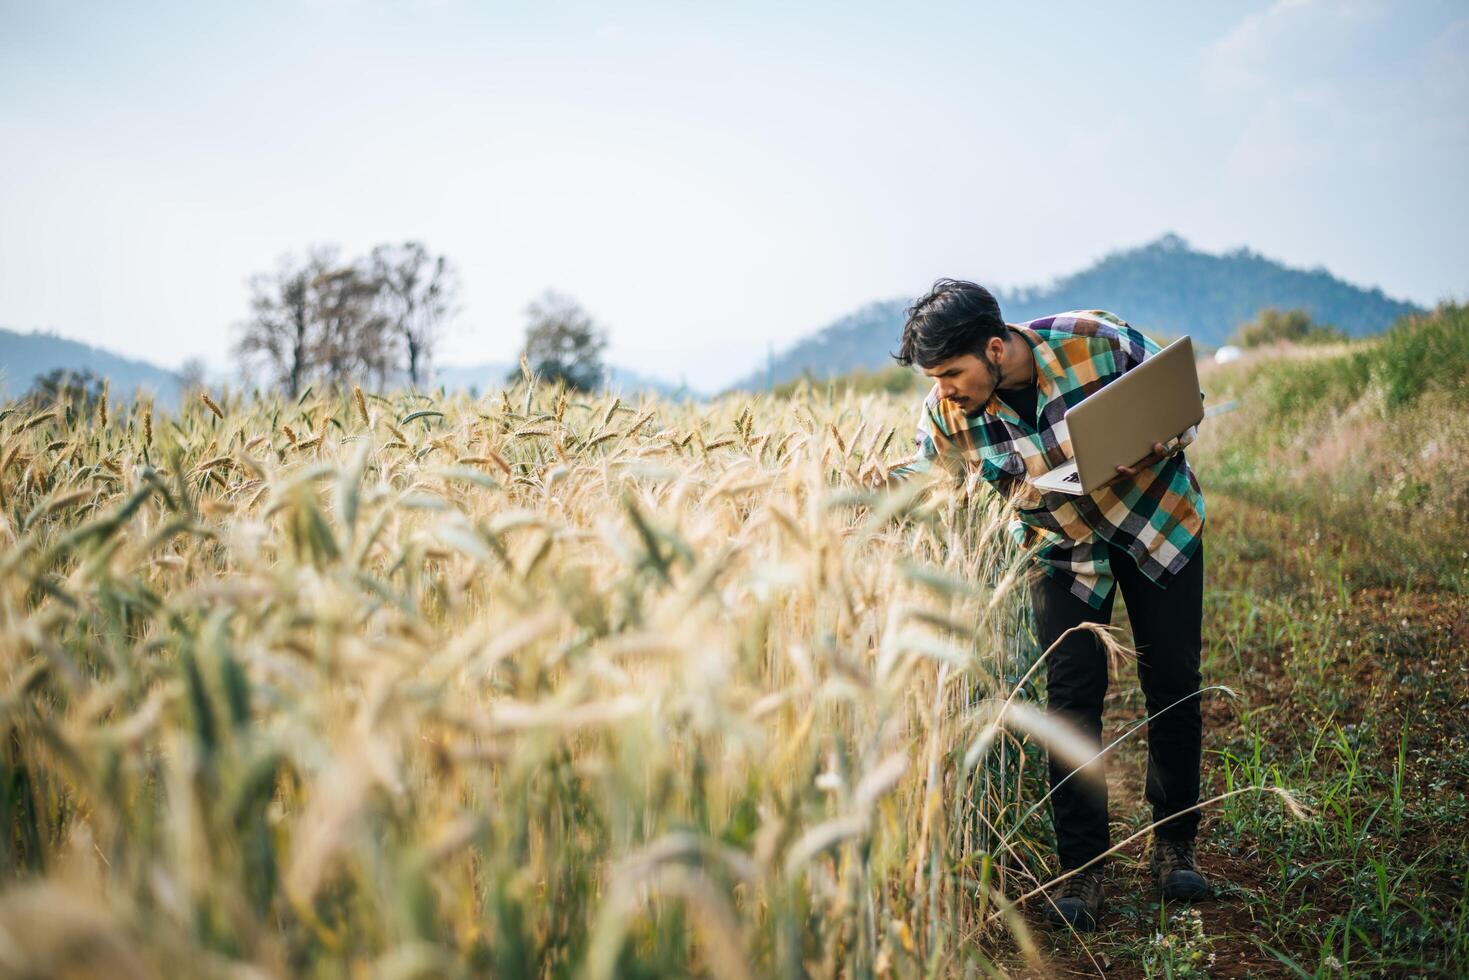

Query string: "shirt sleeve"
[884, 397, 963, 484]
[1006, 516, 1030, 548]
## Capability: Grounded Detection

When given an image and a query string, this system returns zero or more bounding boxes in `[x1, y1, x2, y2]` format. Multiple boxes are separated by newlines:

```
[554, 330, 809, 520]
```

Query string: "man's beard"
[981, 353, 1002, 400]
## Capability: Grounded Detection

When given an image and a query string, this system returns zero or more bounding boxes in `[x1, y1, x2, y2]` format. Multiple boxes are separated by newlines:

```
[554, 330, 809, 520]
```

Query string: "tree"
[1229, 308, 1346, 348]
[512, 290, 608, 392]
[235, 248, 327, 398]
[369, 242, 458, 389]
[311, 261, 393, 390]
[28, 368, 104, 409]
[235, 247, 397, 395]
[178, 357, 209, 394]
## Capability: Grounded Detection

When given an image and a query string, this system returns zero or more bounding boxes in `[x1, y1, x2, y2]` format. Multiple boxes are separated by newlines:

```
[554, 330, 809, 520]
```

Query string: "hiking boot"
[1044, 867, 1105, 931]
[1151, 836, 1211, 901]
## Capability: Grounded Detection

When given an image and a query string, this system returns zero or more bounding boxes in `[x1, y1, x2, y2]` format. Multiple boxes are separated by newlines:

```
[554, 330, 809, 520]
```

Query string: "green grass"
[1210, 301, 1469, 420]
[1199, 303, 1469, 595]
[1203, 513, 1469, 975]
[1375, 303, 1469, 409]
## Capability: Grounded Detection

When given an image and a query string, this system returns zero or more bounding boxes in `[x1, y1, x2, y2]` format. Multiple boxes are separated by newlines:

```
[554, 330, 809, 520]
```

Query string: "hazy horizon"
[3, 0, 1465, 390]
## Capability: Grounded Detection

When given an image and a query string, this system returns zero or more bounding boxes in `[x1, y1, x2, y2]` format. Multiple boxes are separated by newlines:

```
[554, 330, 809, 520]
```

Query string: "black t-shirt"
[996, 383, 1040, 427]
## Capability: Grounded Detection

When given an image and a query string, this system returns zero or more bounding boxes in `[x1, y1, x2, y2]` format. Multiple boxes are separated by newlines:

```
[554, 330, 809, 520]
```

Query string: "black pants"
[1031, 539, 1205, 871]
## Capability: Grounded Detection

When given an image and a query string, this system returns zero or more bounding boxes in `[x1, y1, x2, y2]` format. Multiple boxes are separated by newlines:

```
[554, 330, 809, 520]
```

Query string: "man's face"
[922, 349, 1001, 414]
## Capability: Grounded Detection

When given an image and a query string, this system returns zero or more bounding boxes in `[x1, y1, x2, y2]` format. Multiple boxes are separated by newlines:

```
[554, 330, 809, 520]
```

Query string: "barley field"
[0, 378, 1109, 978]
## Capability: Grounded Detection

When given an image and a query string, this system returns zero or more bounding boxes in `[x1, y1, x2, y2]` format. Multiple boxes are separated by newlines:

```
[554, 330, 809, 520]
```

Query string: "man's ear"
[986, 335, 1006, 363]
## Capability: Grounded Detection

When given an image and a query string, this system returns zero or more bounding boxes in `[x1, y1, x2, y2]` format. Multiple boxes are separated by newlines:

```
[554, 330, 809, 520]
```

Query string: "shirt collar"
[983, 323, 1062, 417]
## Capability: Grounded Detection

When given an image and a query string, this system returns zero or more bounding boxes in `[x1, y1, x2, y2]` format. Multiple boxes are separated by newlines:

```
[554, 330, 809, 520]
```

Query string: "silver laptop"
[1029, 336, 1204, 495]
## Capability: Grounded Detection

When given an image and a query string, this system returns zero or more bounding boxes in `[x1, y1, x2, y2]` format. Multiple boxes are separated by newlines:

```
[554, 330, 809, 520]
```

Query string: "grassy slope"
[1019, 304, 1469, 976]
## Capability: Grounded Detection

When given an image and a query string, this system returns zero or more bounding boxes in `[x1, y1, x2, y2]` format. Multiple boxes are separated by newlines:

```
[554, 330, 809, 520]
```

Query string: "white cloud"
[1419, 17, 1469, 152]
[1206, 1, 1467, 180]
[1207, 0, 1389, 94]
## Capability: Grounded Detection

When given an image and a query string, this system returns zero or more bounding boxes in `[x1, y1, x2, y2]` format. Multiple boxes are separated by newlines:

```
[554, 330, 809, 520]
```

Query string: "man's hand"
[1115, 440, 1170, 480]
[1101, 439, 1182, 489]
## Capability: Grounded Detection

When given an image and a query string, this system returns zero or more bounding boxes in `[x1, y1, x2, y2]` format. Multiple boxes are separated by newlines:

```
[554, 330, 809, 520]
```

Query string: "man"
[879, 278, 1210, 932]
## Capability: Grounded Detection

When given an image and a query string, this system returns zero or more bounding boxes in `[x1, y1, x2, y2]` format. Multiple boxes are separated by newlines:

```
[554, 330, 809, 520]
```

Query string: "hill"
[434, 362, 696, 400]
[0, 326, 184, 405]
[729, 234, 1424, 390]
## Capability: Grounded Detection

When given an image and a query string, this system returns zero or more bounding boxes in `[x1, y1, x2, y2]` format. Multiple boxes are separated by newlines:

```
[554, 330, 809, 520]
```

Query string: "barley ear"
[353, 386, 370, 427]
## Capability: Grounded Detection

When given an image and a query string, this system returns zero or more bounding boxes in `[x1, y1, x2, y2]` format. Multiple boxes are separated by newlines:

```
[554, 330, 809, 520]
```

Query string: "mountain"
[601, 365, 700, 401]
[431, 362, 697, 400]
[728, 234, 1425, 390]
[429, 362, 515, 393]
[0, 327, 184, 405]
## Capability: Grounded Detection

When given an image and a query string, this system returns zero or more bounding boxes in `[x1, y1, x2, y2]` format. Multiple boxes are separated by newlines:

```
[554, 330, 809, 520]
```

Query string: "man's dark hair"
[892, 278, 1007, 368]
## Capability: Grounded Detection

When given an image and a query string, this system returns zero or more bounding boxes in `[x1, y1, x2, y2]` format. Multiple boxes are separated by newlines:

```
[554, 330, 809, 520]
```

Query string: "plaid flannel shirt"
[886, 310, 1205, 608]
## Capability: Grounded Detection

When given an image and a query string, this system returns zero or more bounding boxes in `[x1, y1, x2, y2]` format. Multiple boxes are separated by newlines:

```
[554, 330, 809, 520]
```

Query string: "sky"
[2, 0, 1465, 391]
